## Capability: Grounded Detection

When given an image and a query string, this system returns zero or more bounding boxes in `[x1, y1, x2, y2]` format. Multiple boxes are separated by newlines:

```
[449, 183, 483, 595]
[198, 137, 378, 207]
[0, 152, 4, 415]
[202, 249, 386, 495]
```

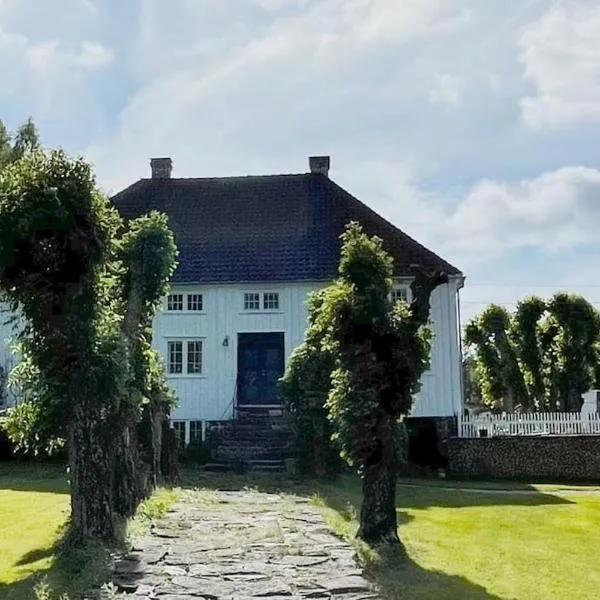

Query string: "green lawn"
[0, 463, 176, 600]
[312, 477, 600, 600]
[0, 464, 69, 589]
[1, 465, 599, 600]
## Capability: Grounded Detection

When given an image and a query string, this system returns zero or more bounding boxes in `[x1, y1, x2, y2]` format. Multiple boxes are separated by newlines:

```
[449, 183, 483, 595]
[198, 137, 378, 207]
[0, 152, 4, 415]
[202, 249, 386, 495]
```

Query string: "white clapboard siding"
[158, 278, 463, 422]
[459, 412, 600, 438]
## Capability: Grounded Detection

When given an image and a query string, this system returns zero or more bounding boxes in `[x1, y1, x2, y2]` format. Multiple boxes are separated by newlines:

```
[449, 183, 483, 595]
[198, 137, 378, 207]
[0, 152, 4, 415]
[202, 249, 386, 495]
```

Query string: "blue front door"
[237, 332, 285, 406]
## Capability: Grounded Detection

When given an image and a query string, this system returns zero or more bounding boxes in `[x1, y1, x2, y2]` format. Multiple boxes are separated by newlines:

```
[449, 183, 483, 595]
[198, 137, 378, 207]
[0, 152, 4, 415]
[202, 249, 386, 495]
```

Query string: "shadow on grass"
[363, 552, 505, 600]
[14, 547, 54, 567]
[0, 534, 116, 600]
[182, 469, 573, 510]
[179, 469, 506, 599]
[0, 461, 68, 494]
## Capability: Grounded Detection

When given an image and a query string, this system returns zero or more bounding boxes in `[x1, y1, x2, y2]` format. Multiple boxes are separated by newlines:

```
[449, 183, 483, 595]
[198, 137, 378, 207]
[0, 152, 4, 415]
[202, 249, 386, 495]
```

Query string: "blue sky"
[2, 0, 600, 321]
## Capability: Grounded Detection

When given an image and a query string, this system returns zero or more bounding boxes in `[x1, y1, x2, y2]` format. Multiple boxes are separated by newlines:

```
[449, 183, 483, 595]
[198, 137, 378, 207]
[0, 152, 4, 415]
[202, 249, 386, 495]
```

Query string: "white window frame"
[187, 293, 204, 312]
[391, 285, 411, 305]
[186, 340, 203, 374]
[166, 338, 205, 377]
[167, 340, 183, 374]
[189, 420, 203, 444]
[263, 292, 280, 311]
[243, 292, 261, 311]
[167, 293, 184, 311]
[172, 420, 187, 447]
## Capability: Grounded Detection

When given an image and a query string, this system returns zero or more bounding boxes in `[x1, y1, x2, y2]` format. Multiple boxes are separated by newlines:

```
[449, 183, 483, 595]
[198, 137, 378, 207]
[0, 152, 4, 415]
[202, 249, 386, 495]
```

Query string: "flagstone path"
[107, 488, 380, 599]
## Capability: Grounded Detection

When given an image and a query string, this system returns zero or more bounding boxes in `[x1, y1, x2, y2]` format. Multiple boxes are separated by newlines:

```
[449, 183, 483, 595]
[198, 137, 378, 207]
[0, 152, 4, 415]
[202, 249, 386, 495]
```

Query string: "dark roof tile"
[111, 173, 460, 283]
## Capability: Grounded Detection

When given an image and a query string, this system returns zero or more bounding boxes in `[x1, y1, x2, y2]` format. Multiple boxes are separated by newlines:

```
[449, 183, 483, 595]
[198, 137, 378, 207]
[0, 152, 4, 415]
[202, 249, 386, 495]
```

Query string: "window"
[187, 293, 203, 311]
[244, 292, 260, 311]
[391, 287, 409, 304]
[189, 420, 203, 443]
[187, 340, 203, 374]
[167, 293, 184, 311]
[263, 292, 280, 310]
[168, 341, 183, 374]
[167, 339, 203, 375]
[172, 421, 186, 447]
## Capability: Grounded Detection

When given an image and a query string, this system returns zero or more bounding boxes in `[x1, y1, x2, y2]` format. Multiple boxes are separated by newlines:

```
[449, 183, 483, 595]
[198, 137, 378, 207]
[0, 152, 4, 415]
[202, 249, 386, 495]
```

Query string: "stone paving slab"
[106, 489, 381, 599]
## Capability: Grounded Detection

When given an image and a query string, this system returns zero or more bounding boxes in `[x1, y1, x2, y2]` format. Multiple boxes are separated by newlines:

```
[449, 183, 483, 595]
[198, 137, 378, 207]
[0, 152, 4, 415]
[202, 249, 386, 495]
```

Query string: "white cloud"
[447, 166, 600, 252]
[519, 2, 600, 129]
[27, 40, 113, 71]
[87, 0, 472, 190]
[73, 41, 113, 68]
[428, 73, 463, 107]
[342, 161, 600, 274]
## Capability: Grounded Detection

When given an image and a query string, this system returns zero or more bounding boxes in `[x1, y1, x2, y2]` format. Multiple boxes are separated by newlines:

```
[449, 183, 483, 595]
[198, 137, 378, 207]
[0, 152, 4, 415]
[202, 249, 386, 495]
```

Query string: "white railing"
[459, 412, 600, 438]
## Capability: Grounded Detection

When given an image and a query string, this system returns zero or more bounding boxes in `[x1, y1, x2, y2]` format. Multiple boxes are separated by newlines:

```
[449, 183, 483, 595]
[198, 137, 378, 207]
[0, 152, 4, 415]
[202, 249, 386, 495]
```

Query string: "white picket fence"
[459, 412, 600, 438]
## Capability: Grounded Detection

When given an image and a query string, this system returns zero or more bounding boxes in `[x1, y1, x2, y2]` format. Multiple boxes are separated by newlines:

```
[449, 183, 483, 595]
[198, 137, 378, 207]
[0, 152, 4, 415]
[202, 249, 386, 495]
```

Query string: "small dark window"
[167, 294, 184, 311]
[391, 287, 409, 304]
[263, 292, 280, 310]
[187, 294, 203, 311]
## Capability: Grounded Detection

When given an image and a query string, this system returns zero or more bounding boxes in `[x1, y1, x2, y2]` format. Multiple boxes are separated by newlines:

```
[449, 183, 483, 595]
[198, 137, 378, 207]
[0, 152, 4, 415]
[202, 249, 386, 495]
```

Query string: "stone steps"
[209, 411, 293, 470]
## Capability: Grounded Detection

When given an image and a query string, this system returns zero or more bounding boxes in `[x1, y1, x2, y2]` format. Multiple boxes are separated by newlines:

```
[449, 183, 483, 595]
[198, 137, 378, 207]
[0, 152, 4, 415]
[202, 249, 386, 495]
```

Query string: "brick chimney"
[150, 157, 173, 179]
[309, 156, 330, 177]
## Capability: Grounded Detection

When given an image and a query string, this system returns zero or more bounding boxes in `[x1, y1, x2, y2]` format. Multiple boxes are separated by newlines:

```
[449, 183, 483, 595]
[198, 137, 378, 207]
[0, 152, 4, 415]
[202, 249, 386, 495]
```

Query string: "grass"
[0, 462, 178, 600]
[0, 463, 69, 588]
[312, 476, 600, 600]
[2, 464, 599, 600]
[183, 470, 600, 600]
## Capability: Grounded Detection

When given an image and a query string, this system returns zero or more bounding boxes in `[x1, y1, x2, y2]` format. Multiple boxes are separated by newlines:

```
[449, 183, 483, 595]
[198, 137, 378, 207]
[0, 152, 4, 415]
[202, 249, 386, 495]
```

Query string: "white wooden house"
[112, 156, 465, 446]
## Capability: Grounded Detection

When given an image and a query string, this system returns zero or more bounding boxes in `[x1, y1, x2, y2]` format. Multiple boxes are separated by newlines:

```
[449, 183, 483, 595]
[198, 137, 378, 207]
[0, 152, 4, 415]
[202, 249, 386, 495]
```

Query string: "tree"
[280, 290, 342, 477]
[306, 223, 445, 549]
[465, 294, 600, 412]
[0, 117, 40, 169]
[464, 305, 529, 411]
[0, 150, 178, 542]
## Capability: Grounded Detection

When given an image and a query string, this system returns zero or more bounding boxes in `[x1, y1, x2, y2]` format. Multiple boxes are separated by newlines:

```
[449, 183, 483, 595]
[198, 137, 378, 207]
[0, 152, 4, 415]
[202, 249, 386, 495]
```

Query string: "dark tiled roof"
[111, 173, 461, 284]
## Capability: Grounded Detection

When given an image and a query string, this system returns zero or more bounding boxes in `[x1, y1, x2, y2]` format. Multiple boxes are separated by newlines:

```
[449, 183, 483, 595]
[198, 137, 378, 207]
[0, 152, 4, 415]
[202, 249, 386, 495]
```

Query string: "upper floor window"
[187, 293, 203, 311]
[167, 293, 184, 311]
[263, 292, 280, 310]
[391, 287, 410, 304]
[244, 292, 260, 311]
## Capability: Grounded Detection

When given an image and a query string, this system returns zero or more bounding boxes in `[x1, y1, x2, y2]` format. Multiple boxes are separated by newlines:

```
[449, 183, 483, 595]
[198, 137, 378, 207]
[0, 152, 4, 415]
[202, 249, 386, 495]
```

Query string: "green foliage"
[280, 289, 342, 476]
[0, 148, 178, 541]
[465, 293, 600, 412]
[283, 222, 442, 482]
[325, 224, 437, 471]
[0, 117, 40, 170]
[0, 400, 64, 457]
[464, 304, 528, 411]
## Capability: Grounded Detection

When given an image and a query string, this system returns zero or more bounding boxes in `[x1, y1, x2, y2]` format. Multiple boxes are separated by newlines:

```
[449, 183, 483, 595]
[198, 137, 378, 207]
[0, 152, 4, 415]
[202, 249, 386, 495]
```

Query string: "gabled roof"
[111, 173, 461, 284]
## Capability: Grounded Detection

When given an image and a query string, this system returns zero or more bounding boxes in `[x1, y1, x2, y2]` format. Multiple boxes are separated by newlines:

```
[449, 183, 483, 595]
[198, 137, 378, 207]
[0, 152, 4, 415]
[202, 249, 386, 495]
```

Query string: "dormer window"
[391, 286, 410, 304]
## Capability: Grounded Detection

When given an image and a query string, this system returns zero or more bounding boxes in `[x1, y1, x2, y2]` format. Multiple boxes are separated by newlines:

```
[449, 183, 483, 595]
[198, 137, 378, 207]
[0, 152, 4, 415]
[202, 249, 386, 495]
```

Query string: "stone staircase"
[208, 408, 293, 472]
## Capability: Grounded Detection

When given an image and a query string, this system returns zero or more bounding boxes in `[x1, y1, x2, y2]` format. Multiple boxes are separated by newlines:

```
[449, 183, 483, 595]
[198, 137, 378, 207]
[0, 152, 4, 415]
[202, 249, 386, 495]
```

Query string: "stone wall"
[448, 435, 600, 482]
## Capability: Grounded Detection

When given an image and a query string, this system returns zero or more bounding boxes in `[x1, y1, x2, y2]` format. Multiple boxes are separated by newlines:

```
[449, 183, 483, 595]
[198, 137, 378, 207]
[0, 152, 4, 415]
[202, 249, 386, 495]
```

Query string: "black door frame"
[236, 331, 285, 408]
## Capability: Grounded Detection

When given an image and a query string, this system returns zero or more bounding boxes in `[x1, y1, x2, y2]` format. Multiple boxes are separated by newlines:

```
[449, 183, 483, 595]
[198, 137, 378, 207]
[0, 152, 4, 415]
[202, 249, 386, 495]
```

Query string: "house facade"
[112, 156, 465, 446]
